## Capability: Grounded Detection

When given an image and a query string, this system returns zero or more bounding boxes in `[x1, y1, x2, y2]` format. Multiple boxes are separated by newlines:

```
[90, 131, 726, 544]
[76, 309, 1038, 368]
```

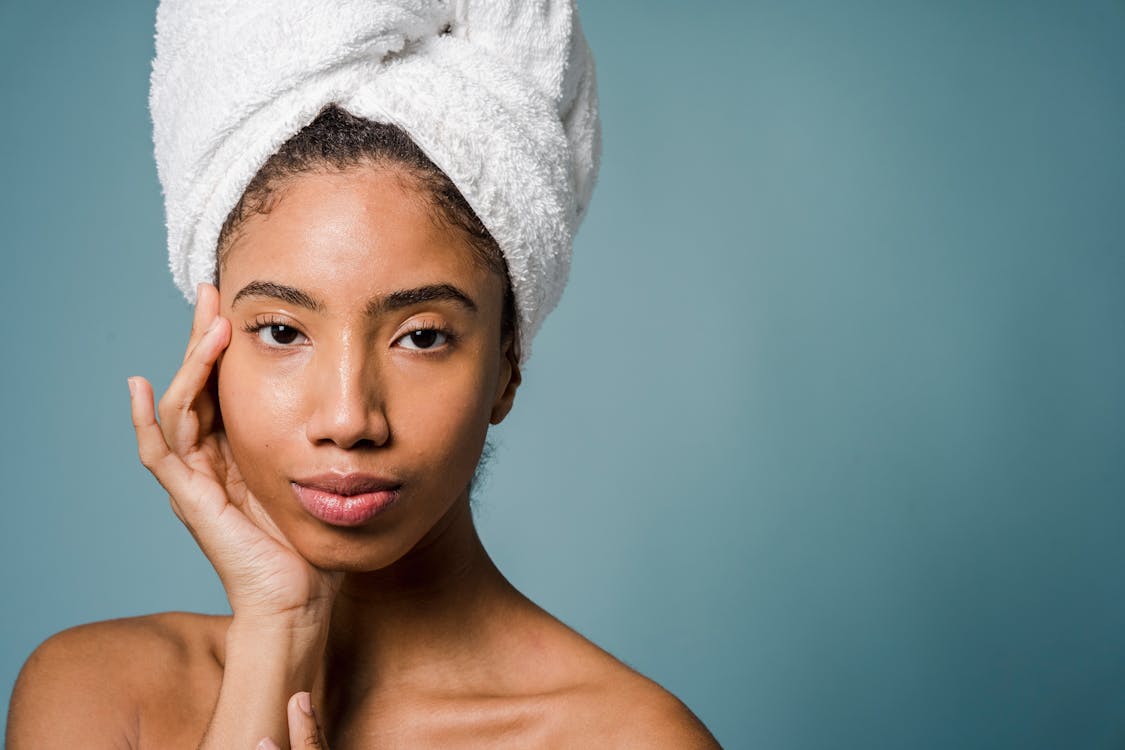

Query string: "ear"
[489, 336, 522, 425]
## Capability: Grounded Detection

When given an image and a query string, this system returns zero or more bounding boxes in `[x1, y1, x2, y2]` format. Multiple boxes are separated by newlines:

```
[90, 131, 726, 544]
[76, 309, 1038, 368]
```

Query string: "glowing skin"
[7, 162, 721, 749]
[215, 166, 518, 573]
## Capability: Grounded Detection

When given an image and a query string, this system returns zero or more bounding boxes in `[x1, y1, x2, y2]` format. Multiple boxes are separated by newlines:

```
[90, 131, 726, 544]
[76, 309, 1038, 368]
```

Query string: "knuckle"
[136, 434, 173, 473]
[186, 337, 207, 362]
[159, 394, 191, 418]
[136, 443, 159, 468]
[169, 498, 189, 525]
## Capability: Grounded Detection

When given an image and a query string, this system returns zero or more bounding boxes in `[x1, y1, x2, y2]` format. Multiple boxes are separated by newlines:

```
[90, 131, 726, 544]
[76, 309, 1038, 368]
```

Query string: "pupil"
[412, 329, 438, 348]
[271, 325, 298, 344]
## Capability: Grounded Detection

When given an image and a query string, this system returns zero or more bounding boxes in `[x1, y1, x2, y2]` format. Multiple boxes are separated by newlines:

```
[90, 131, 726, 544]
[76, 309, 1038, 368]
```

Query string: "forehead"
[220, 166, 498, 310]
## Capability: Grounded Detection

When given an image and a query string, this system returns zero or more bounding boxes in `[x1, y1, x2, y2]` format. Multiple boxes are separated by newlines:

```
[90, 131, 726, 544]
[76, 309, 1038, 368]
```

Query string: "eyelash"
[240, 316, 457, 352]
[397, 320, 458, 352]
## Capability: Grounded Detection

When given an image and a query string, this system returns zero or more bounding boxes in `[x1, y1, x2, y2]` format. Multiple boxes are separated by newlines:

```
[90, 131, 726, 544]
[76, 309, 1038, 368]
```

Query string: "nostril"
[312, 431, 387, 451]
[351, 436, 382, 450]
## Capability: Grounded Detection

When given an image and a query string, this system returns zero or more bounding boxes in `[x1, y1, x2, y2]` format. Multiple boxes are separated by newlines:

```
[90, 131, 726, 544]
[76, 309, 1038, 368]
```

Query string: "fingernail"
[257, 739, 280, 750]
[297, 691, 313, 716]
[127, 377, 136, 397]
[205, 317, 221, 334]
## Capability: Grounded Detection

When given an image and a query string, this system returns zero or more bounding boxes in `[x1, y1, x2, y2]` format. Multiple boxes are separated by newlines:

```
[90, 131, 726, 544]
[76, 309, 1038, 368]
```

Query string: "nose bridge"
[307, 327, 387, 448]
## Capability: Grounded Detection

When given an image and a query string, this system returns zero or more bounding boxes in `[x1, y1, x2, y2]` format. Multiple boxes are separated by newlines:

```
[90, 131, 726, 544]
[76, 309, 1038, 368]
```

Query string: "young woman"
[7, 33, 721, 750]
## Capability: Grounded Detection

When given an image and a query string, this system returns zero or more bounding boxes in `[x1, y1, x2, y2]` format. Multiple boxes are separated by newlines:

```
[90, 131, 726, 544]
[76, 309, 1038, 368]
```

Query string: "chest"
[140, 682, 600, 749]
[324, 691, 590, 749]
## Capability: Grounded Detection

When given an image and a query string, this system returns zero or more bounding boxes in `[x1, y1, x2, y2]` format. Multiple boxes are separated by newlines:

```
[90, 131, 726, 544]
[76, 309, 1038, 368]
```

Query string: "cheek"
[216, 348, 304, 463]
[391, 361, 494, 472]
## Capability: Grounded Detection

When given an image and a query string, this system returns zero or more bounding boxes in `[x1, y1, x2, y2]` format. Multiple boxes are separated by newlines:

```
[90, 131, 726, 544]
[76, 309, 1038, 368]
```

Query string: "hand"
[256, 692, 329, 750]
[128, 282, 342, 625]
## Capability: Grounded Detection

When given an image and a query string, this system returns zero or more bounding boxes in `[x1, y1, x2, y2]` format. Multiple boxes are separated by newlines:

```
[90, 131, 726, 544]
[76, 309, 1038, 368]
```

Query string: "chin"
[299, 546, 404, 574]
[288, 524, 413, 573]
[275, 485, 470, 574]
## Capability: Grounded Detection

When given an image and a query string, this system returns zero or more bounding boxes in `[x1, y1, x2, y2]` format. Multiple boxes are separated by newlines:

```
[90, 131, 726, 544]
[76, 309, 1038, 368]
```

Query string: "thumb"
[287, 691, 329, 749]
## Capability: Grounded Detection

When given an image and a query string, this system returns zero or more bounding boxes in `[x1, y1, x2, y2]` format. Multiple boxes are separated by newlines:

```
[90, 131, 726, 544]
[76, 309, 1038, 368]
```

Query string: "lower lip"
[291, 482, 401, 527]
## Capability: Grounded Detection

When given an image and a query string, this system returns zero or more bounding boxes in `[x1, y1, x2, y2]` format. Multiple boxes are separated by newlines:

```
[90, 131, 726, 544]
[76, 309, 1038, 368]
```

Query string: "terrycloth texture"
[149, 0, 601, 366]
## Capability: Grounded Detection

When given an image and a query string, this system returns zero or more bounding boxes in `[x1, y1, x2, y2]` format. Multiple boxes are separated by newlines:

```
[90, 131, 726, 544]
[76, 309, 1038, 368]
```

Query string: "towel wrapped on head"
[149, 0, 601, 366]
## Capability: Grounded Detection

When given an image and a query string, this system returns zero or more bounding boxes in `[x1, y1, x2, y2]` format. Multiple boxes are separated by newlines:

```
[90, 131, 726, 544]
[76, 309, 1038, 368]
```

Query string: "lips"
[293, 472, 402, 496]
[291, 472, 403, 527]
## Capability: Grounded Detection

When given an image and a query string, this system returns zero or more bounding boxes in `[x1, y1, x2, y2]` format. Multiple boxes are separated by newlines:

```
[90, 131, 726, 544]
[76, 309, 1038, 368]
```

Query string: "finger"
[177, 283, 223, 373]
[129, 375, 194, 503]
[256, 739, 281, 750]
[130, 375, 256, 559]
[188, 283, 226, 435]
[158, 315, 231, 454]
[183, 281, 221, 365]
[288, 691, 329, 749]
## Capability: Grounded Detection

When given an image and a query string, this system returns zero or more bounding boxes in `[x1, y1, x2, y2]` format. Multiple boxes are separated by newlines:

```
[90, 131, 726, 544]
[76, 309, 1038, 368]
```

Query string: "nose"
[304, 338, 390, 450]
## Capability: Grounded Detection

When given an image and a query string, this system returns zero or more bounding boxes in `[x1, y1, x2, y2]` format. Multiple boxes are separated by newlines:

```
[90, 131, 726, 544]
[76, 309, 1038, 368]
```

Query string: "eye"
[396, 322, 454, 351]
[242, 319, 309, 348]
[260, 324, 307, 347]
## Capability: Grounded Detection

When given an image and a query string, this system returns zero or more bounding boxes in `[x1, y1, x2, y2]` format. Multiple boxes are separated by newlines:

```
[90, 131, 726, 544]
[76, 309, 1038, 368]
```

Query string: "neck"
[317, 493, 521, 702]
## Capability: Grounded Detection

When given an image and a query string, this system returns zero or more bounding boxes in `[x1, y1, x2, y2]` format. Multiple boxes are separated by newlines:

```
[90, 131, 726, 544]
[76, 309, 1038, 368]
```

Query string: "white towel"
[149, 0, 601, 366]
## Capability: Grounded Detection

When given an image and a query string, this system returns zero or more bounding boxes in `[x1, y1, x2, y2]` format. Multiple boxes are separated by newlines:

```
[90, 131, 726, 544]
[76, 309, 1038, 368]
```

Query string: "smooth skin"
[6, 167, 721, 749]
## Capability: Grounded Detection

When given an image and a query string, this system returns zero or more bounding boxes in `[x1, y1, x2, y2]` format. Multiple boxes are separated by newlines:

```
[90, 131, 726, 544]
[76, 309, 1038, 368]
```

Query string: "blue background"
[3, 2, 1124, 747]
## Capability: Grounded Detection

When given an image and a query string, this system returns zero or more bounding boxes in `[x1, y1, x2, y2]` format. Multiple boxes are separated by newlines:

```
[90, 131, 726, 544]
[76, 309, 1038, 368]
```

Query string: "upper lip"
[292, 472, 402, 496]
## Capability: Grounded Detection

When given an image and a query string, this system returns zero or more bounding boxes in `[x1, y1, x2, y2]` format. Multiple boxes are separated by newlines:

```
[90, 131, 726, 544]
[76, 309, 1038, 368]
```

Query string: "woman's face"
[215, 165, 519, 571]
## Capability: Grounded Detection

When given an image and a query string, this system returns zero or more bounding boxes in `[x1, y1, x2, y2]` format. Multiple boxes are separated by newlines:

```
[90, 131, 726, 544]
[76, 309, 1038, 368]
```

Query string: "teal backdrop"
[3, 2, 1124, 747]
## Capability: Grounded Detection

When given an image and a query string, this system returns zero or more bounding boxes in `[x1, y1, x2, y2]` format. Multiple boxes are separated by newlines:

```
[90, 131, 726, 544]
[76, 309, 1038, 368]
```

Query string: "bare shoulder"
[534, 616, 722, 748]
[6, 611, 227, 749]
[579, 654, 722, 748]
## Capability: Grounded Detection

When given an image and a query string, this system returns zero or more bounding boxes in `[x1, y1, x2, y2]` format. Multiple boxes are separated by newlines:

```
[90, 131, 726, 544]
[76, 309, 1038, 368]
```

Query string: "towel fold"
[150, 0, 601, 365]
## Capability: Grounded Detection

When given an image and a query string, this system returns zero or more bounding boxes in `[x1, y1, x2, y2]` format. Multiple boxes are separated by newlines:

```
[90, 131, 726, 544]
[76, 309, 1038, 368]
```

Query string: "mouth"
[291, 472, 403, 527]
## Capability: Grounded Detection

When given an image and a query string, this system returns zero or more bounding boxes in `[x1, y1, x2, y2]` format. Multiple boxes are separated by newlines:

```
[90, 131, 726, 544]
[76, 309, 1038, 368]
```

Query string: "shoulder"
[6, 611, 227, 749]
[530, 617, 721, 748]
[578, 661, 723, 748]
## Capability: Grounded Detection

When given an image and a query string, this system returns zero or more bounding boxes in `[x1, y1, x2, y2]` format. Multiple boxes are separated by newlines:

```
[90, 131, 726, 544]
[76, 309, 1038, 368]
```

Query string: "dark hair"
[217, 103, 517, 501]
[217, 103, 519, 358]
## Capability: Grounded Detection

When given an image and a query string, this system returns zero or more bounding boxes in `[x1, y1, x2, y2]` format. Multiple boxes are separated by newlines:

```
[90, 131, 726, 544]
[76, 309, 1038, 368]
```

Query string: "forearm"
[197, 617, 328, 750]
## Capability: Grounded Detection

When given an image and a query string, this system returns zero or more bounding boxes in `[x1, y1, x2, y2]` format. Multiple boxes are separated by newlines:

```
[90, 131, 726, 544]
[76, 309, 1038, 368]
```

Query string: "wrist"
[229, 596, 332, 630]
[203, 616, 329, 749]
[224, 616, 328, 700]
[228, 612, 328, 650]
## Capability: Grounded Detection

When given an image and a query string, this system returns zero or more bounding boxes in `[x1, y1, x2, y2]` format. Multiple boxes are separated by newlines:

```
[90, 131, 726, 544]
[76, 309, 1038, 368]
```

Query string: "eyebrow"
[232, 280, 478, 316]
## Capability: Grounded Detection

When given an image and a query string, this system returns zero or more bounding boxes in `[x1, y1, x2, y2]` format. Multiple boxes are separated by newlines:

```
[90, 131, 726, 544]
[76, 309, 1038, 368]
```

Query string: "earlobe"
[489, 342, 522, 425]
